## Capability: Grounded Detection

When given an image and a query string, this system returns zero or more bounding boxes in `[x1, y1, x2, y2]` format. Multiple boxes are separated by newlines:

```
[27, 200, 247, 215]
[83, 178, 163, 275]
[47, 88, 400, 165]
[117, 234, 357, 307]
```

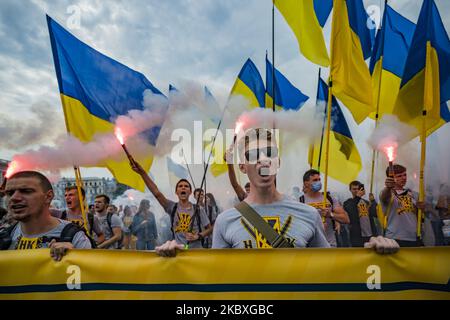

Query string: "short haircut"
[303, 169, 320, 182]
[175, 179, 192, 192]
[194, 188, 204, 195]
[385, 164, 406, 177]
[237, 128, 275, 162]
[8, 171, 53, 192]
[65, 185, 86, 198]
[95, 194, 110, 205]
[349, 180, 362, 189]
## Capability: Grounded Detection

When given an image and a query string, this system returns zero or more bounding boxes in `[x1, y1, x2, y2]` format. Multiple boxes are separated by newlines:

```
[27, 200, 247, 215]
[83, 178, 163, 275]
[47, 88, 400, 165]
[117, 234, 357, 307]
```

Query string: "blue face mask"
[311, 181, 322, 192]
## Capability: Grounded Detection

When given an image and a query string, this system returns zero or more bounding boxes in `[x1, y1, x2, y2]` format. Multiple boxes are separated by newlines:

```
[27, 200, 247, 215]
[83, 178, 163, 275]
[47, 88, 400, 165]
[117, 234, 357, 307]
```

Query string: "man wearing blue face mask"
[300, 169, 350, 247]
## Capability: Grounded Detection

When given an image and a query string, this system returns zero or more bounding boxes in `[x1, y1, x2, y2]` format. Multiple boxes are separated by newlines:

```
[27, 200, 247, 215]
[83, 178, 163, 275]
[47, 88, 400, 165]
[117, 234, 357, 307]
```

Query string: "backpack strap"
[106, 213, 114, 234]
[235, 201, 293, 248]
[87, 212, 94, 236]
[170, 203, 178, 237]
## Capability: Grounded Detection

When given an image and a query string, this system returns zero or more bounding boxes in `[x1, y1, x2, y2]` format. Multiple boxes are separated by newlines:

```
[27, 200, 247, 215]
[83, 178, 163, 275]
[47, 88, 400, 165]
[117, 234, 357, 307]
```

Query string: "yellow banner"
[0, 248, 449, 300]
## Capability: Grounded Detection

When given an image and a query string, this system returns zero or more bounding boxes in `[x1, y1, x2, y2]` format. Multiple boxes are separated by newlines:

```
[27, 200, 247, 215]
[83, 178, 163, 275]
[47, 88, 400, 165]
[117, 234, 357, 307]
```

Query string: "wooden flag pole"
[74, 166, 89, 235]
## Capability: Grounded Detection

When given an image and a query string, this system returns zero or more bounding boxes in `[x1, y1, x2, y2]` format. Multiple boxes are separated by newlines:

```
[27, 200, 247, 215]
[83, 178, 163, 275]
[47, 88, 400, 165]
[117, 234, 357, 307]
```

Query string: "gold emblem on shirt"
[397, 195, 415, 215]
[241, 215, 294, 248]
[174, 212, 192, 233]
[358, 201, 369, 217]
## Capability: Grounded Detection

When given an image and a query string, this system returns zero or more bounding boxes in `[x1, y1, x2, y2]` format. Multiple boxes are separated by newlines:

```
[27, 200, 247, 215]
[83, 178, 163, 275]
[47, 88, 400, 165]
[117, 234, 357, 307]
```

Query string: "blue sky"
[0, 0, 449, 204]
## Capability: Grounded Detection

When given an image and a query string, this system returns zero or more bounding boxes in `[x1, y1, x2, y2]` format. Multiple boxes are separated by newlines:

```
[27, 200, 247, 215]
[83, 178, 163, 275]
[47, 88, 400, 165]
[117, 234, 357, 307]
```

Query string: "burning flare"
[234, 121, 244, 135]
[115, 127, 125, 145]
[5, 161, 20, 178]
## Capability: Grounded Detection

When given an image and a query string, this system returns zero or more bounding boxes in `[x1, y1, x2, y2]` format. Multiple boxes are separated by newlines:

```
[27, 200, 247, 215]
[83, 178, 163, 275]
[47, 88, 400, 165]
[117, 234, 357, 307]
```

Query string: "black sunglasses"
[245, 146, 279, 162]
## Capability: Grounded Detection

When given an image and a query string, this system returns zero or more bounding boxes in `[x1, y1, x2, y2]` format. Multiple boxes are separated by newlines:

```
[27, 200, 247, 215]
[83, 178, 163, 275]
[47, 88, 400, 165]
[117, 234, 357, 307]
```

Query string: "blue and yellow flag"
[313, 0, 333, 27]
[47, 16, 166, 191]
[265, 56, 309, 111]
[331, 0, 374, 124]
[310, 78, 362, 184]
[393, 0, 450, 136]
[229, 58, 265, 109]
[275, 0, 330, 67]
[210, 59, 265, 177]
[370, 5, 416, 118]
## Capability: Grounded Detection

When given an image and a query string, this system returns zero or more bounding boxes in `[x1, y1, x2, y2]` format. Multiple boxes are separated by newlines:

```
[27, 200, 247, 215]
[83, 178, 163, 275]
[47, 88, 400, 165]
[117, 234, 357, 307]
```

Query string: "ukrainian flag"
[47, 16, 166, 191]
[265, 56, 309, 111]
[370, 5, 415, 119]
[310, 78, 362, 184]
[331, 0, 374, 124]
[393, 0, 450, 136]
[229, 58, 265, 109]
[209, 59, 265, 177]
[275, 0, 330, 67]
[313, 0, 333, 27]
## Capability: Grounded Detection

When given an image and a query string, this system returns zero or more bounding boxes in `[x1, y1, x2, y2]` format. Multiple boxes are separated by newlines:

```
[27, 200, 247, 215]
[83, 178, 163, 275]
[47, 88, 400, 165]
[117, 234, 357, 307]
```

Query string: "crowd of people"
[0, 128, 449, 260]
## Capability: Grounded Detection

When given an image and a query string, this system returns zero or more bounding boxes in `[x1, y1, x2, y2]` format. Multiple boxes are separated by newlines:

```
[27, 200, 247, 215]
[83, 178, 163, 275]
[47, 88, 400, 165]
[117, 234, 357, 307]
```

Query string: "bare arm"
[380, 177, 395, 204]
[131, 161, 169, 210]
[332, 206, 350, 224]
[97, 227, 122, 249]
[227, 164, 246, 201]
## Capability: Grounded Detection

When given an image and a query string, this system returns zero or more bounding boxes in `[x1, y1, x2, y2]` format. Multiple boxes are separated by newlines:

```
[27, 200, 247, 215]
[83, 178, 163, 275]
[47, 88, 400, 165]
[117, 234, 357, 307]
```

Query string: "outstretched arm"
[224, 148, 246, 201]
[131, 161, 169, 210]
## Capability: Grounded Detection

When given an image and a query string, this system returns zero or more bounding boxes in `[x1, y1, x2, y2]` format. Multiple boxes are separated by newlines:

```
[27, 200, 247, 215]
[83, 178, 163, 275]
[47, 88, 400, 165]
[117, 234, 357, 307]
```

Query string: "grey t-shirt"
[8, 219, 92, 250]
[357, 199, 372, 237]
[301, 193, 341, 247]
[213, 196, 330, 249]
[165, 200, 210, 249]
[97, 213, 123, 249]
[381, 189, 418, 242]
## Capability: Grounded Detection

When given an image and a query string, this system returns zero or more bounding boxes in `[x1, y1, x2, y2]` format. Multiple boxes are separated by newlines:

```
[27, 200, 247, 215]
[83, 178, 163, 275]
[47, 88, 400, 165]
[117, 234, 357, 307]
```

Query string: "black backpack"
[60, 210, 97, 248]
[0, 222, 93, 250]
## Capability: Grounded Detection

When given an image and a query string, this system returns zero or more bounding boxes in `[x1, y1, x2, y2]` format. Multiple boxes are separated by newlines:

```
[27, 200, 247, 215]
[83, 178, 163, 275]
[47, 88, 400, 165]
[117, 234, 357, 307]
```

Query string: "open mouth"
[258, 167, 271, 177]
[180, 191, 187, 196]
[11, 204, 27, 211]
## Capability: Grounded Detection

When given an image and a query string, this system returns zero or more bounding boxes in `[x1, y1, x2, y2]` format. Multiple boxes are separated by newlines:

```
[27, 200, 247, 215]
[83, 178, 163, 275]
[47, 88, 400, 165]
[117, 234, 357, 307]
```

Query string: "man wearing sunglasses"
[156, 128, 399, 256]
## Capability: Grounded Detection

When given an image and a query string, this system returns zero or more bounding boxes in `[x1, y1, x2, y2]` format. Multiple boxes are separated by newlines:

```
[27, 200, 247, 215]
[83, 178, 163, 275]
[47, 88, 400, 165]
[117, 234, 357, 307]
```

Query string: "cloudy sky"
[0, 0, 449, 206]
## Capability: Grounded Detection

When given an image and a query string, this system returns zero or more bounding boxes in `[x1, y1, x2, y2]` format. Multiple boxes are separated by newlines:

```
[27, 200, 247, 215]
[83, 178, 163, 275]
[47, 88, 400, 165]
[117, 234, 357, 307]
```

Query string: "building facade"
[53, 177, 117, 208]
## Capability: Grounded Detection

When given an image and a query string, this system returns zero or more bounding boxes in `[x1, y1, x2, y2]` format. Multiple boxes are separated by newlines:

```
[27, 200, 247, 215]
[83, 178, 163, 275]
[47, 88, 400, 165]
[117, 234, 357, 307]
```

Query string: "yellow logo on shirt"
[15, 236, 43, 250]
[397, 195, 415, 215]
[358, 202, 369, 217]
[241, 215, 294, 248]
[174, 212, 192, 233]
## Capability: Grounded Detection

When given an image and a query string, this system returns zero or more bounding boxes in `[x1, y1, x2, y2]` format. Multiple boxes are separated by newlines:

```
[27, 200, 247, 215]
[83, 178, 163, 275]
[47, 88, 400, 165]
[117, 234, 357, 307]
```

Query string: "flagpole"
[417, 42, 432, 240]
[317, 69, 328, 171]
[370, 0, 387, 195]
[182, 148, 196, 190]
[74, 166, 89, 235]
[272, 0, 276, 113]
[323, 0, 337, 212]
